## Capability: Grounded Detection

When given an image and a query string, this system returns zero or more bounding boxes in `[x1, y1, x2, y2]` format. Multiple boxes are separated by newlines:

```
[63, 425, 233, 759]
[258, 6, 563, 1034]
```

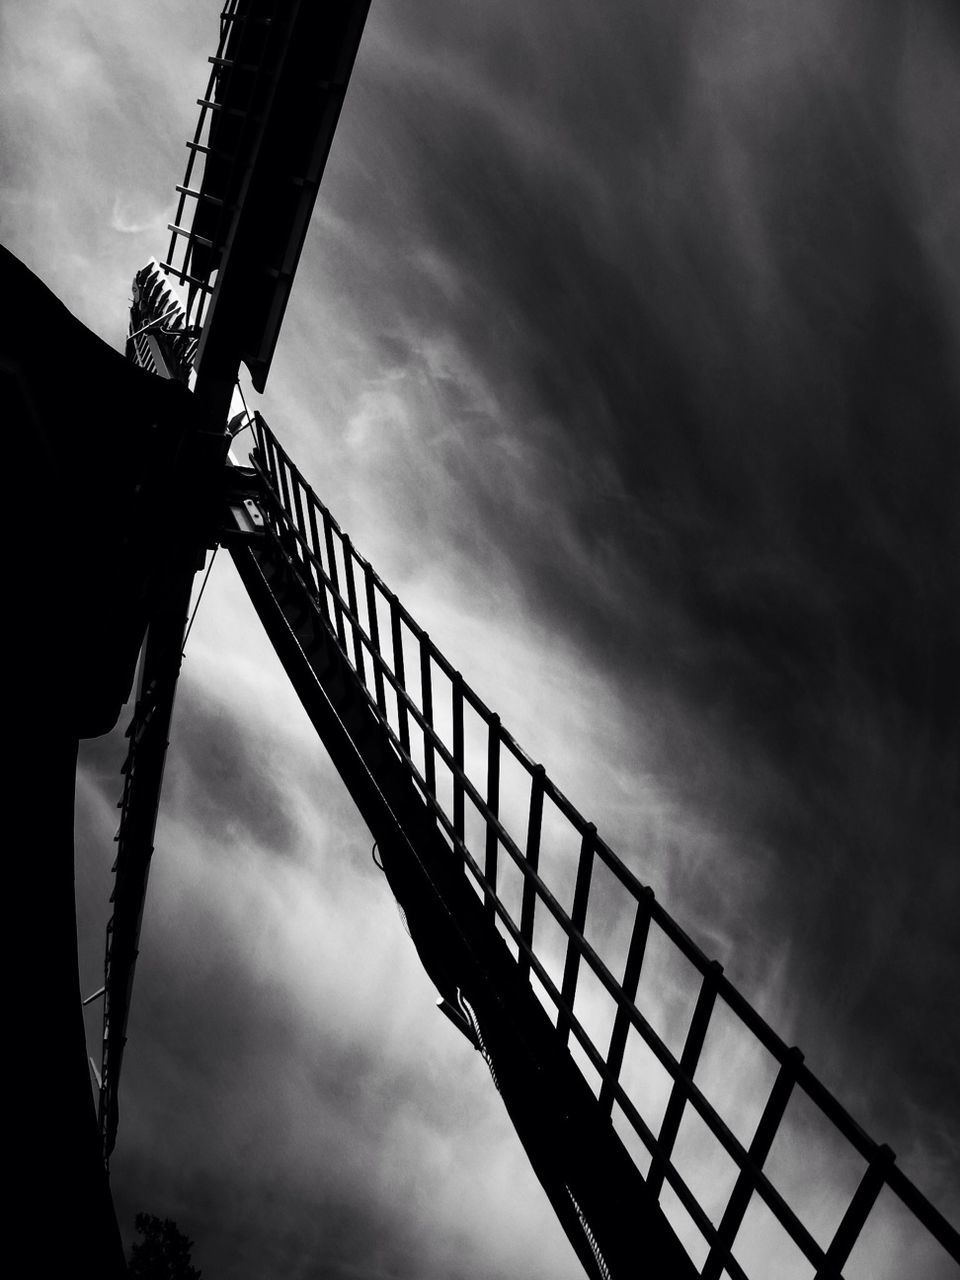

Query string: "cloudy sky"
[3, 1, 960, 1276]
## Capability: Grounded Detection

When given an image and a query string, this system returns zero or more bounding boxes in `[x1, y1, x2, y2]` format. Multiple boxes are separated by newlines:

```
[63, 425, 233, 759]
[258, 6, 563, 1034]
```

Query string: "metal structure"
[93, 3, 960, 1277]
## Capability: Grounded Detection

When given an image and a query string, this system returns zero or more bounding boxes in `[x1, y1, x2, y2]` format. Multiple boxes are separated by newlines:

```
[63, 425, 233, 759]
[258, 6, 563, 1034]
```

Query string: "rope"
[181, 547, 219, 657]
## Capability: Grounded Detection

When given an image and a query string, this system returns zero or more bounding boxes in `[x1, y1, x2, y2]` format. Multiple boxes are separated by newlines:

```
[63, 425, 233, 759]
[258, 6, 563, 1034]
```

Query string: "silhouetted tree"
[127, 1213, 202, 1279]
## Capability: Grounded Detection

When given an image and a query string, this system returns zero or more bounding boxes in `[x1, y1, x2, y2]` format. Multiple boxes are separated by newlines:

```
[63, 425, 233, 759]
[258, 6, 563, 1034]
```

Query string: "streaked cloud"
[7, 0, 959, 1274]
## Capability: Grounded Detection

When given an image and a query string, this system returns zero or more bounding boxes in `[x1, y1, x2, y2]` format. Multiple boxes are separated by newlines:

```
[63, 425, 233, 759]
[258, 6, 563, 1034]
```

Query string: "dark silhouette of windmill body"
[11, 2, 958, 1277]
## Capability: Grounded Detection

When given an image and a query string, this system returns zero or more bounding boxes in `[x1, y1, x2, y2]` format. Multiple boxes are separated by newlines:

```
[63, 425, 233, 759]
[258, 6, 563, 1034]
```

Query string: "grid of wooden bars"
[162, 0, 278, 330]
[250, 412, 959, 1280]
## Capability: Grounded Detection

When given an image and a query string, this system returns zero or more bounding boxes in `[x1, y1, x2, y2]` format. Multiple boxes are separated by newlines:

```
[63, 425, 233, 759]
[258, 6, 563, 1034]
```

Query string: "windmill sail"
[98, 268, 227, 1158]
[99, 0, 371, 1158]
[223, 411, 960, 1280]
[163, 0, 371, 402]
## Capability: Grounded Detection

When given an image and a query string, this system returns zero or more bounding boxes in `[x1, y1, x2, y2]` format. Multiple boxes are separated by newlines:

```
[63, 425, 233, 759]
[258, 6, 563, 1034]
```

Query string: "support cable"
[181, 547, 219, 657]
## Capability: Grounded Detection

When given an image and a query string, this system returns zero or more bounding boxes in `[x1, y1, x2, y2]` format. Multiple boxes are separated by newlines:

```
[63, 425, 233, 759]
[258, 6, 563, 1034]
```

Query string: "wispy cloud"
[109, 195, 170, 236]
[12, 0, 960, 1273]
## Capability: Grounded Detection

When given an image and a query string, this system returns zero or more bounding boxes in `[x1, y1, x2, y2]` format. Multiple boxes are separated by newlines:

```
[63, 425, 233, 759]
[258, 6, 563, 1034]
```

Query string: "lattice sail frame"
[161, 0, 270, 332]
[247, 413, 960, 1280]
[162, 0, 371, 399]
[98, 268, 221, 1159]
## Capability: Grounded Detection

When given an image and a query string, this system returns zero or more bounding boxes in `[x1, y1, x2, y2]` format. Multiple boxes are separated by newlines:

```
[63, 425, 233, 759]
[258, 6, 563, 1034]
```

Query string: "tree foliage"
[127, 1213, 202, 1280]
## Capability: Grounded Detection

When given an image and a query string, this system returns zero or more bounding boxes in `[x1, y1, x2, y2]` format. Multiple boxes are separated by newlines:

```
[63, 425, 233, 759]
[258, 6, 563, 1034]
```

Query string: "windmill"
[14, 1, 957, 1277]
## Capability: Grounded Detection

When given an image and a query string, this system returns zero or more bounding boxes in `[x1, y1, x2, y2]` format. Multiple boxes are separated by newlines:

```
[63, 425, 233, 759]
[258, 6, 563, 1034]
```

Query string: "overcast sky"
[3, 1, 959, 1276]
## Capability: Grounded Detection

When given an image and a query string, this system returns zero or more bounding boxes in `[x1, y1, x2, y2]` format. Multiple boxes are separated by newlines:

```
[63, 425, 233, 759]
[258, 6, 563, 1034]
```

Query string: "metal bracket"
[219, 463, 268, 545]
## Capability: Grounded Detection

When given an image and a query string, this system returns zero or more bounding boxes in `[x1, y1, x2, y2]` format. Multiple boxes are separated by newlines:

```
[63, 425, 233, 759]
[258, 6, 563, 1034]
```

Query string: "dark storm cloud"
[76, 676, 298, 863]
[0, 1, 212, 336]
[111, 891, 416, 1278]
[318, 0, 960, 1201]
[104, 719, 581, 1280]
[71, 592, 580, 1277]
[359, 2, 960, 721]
[11, 0, 958, 1270]
[167, 682, 297, 856]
